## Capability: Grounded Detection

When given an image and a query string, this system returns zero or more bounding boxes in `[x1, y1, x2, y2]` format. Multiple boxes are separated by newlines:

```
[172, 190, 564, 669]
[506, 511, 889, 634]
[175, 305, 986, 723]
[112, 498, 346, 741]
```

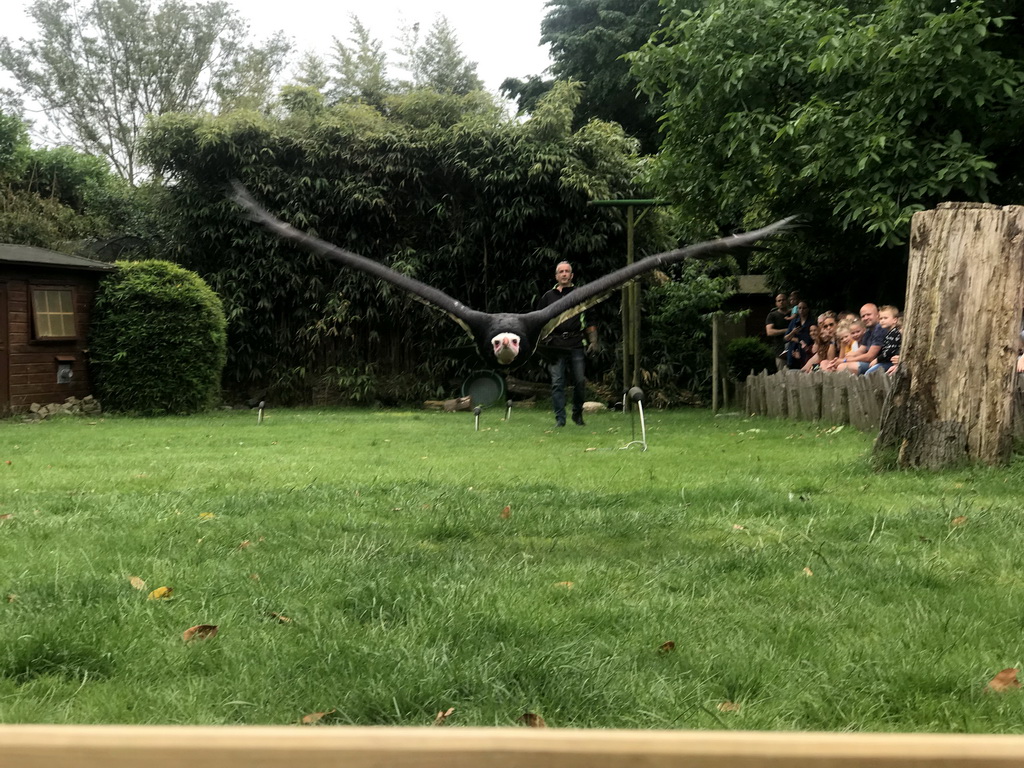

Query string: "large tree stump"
[875, 203, 1024, 468]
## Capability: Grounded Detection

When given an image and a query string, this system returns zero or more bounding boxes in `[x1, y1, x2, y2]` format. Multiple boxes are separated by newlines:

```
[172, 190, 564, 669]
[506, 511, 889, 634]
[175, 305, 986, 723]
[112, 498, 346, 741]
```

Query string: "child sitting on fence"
[820, 320, 860, 372]
[866, 305, 902, 375]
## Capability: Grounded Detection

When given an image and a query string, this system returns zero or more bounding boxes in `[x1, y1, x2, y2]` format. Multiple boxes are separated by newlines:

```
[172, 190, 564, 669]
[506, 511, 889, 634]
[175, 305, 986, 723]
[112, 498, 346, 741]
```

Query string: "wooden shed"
[0, 244, 115, 415]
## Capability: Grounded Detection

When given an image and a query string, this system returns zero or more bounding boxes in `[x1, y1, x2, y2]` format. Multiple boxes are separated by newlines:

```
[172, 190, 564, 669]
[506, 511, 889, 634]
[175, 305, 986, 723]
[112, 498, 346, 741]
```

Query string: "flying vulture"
[230, 182, 793, 369]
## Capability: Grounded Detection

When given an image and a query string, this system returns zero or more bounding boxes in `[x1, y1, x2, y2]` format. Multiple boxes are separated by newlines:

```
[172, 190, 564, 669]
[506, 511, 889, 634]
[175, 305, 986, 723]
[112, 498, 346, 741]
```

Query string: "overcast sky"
[4, 0, 555, 135]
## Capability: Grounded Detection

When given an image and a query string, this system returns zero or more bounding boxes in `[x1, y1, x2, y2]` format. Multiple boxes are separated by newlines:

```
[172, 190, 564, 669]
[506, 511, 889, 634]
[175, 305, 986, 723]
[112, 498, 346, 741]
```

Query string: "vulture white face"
[491, 332, 521, 365]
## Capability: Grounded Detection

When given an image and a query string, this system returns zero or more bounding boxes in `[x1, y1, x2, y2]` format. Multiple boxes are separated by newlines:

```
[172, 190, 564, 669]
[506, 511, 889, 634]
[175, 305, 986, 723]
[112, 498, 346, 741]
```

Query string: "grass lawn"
[2, 405, 1024, 730]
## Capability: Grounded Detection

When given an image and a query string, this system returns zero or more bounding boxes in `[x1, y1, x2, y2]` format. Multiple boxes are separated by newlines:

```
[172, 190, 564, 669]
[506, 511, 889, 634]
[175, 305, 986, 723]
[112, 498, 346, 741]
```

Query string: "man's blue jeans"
[549, 347, 586, 425]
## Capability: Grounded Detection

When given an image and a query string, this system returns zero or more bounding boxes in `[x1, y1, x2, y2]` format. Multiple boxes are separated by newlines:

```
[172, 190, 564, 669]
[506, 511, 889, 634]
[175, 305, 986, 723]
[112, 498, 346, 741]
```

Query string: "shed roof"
[0, 243, 116, 272]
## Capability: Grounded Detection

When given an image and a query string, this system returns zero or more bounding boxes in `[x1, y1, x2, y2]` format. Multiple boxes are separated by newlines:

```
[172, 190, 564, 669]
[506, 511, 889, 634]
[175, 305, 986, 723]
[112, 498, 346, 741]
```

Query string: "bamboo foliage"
[140, 84, 648, 400]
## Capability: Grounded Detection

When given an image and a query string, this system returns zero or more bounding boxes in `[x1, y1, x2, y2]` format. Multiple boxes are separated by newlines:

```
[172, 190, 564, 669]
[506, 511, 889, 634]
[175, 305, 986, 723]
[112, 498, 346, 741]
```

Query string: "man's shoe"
[572, 414, 585, 426]
[555, 419, 566, 427]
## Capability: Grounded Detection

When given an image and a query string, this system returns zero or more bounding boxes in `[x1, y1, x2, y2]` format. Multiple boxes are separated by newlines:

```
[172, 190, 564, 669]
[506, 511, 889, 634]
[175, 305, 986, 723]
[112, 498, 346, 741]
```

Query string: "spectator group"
[765, 292, 902, 377]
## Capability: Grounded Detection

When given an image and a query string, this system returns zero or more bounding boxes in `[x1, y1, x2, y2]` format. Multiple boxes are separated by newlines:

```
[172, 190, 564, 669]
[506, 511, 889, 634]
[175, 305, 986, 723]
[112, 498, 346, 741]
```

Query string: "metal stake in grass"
[505, 399, 513, 421]
[474, 405, 481, 431]
[621, 387, 647, 451]
[257, 400, 265, 425]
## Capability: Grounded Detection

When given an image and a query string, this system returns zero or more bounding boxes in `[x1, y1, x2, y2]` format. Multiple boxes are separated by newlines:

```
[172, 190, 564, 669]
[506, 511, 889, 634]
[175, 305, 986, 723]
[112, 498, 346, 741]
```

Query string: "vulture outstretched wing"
[531, 216, 797, 340]
[229, 181, 794, 369]
[229, 181, 489, 341]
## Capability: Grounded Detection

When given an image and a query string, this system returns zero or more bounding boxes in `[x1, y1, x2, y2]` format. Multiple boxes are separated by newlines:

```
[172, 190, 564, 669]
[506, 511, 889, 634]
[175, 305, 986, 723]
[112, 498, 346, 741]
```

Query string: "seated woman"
[820, 319, 855, 372]
[801, 312, 837, 372]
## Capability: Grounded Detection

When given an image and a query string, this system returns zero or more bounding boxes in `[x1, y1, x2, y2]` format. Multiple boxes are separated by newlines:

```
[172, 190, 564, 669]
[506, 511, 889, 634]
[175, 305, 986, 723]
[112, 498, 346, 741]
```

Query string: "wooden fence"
[5, 725, 1024, 768]
[743, 369, 1024, 436]
[743, 369, 893, 431]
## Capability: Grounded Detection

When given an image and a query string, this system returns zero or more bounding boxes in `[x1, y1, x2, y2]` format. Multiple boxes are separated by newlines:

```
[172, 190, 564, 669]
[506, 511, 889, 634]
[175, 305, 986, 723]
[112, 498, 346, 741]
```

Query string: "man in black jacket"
[537, 261, 597, 427]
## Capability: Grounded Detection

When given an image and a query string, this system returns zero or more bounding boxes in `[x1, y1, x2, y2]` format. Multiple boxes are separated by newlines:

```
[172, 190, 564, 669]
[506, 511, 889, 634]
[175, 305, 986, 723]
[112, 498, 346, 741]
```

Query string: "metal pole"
[631, 273, 640, 389]
[711, 315, 720, 413]
[588, 198, 665, 412]
[621, 205, 635, 411]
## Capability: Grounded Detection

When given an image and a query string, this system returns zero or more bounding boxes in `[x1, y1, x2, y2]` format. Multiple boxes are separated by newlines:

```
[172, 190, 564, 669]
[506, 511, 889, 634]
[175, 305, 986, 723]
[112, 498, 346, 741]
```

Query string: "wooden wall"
[1, 268, 103, 414]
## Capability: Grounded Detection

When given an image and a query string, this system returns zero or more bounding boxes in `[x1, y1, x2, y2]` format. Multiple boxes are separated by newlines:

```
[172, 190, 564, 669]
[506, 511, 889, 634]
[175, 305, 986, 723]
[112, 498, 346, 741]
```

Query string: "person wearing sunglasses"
[800, 312, 838, 372]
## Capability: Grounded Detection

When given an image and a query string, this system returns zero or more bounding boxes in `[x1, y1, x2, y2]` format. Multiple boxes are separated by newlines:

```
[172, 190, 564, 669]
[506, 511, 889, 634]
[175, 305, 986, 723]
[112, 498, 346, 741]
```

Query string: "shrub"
[89, 260, 227, 414]
[643, 265, 738, 402]
[725, 337, 776, 381]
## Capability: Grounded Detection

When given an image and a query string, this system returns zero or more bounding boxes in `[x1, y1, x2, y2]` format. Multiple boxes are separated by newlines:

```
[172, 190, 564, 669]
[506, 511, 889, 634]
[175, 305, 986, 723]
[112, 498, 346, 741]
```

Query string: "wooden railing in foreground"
[4, 725, 1024, 768]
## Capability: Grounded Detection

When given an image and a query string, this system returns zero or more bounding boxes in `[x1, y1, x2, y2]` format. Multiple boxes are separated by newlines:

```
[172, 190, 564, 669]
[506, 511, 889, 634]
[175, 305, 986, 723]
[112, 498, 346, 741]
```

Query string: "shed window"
[32, 288, 77, 339]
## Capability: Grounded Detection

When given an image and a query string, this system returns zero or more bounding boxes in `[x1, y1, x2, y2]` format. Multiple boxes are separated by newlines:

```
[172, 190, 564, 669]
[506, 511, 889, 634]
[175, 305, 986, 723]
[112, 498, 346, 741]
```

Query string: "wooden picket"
[743, 369, 1023, 436]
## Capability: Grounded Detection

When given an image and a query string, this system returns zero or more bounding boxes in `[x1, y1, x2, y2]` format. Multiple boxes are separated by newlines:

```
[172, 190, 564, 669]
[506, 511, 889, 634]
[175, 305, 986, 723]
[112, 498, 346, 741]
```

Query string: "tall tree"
[396, 16, 483, 95]
[502, 0, 673, 153]
[0, 0, 289, 184]
[291, 52, 331, 92]
[631, 0, 1024, 303]
[328, 15, 390, 106]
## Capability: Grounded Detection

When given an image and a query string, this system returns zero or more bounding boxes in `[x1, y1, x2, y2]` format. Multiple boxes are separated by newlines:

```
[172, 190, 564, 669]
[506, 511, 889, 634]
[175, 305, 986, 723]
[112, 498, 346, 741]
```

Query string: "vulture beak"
[492, 333, 520, 365]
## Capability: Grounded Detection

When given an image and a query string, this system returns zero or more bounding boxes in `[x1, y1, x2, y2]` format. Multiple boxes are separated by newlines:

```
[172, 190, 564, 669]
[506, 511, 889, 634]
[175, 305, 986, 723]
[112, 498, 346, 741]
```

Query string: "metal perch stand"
[621, 387, 647, 451]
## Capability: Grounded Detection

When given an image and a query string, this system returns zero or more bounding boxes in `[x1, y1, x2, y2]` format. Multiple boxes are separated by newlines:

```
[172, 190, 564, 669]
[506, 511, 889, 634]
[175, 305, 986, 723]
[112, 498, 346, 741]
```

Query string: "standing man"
[765, 293, 789, 367]
[537, 261, 597, 427]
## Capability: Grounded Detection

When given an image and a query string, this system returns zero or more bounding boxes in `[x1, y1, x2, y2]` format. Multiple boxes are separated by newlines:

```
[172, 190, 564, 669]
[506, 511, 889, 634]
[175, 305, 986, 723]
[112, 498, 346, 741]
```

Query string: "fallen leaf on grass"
[249, 573, 260, 581]
[0, 513, 12, 521]
[584, 447, 598, 452]
[433, 707, 455, 726]
[717, 701, 741, 712]
[182, 624, 218, 642]
[658, 641, 676, 653]
[199, 512, 216, 520]
[6, 594, 16, 603]
[951, 516, 968, 527]
[732, 524, 745, 530]
[500, 505, 511, 519]
[302, 709, 336, 725]
[238, 540, 251, 549]
[554, 581, 574, 590]
[987, 668, 1021, 693]
[269, 613, 292, 623]
[802, 567, 814, 577]
[518, 713, 547, 728]
[129, 576, 146, 591]
[148, 586, 173, 600]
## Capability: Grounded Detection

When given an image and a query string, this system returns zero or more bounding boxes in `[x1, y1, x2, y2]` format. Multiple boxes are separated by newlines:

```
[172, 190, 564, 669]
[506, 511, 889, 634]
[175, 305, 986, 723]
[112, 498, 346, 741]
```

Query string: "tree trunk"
[875, 202, 1024, 468]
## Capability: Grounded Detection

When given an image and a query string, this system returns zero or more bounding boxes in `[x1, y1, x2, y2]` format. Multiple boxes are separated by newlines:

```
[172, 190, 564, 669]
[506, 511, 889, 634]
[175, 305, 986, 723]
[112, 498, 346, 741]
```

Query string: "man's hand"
[586, 328, 599, 356]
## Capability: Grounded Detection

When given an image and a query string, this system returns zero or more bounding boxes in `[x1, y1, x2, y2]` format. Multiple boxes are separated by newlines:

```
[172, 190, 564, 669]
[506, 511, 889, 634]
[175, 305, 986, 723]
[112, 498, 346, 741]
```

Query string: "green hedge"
[725, 336, 777, 381]
[89, 260, 227, 414]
